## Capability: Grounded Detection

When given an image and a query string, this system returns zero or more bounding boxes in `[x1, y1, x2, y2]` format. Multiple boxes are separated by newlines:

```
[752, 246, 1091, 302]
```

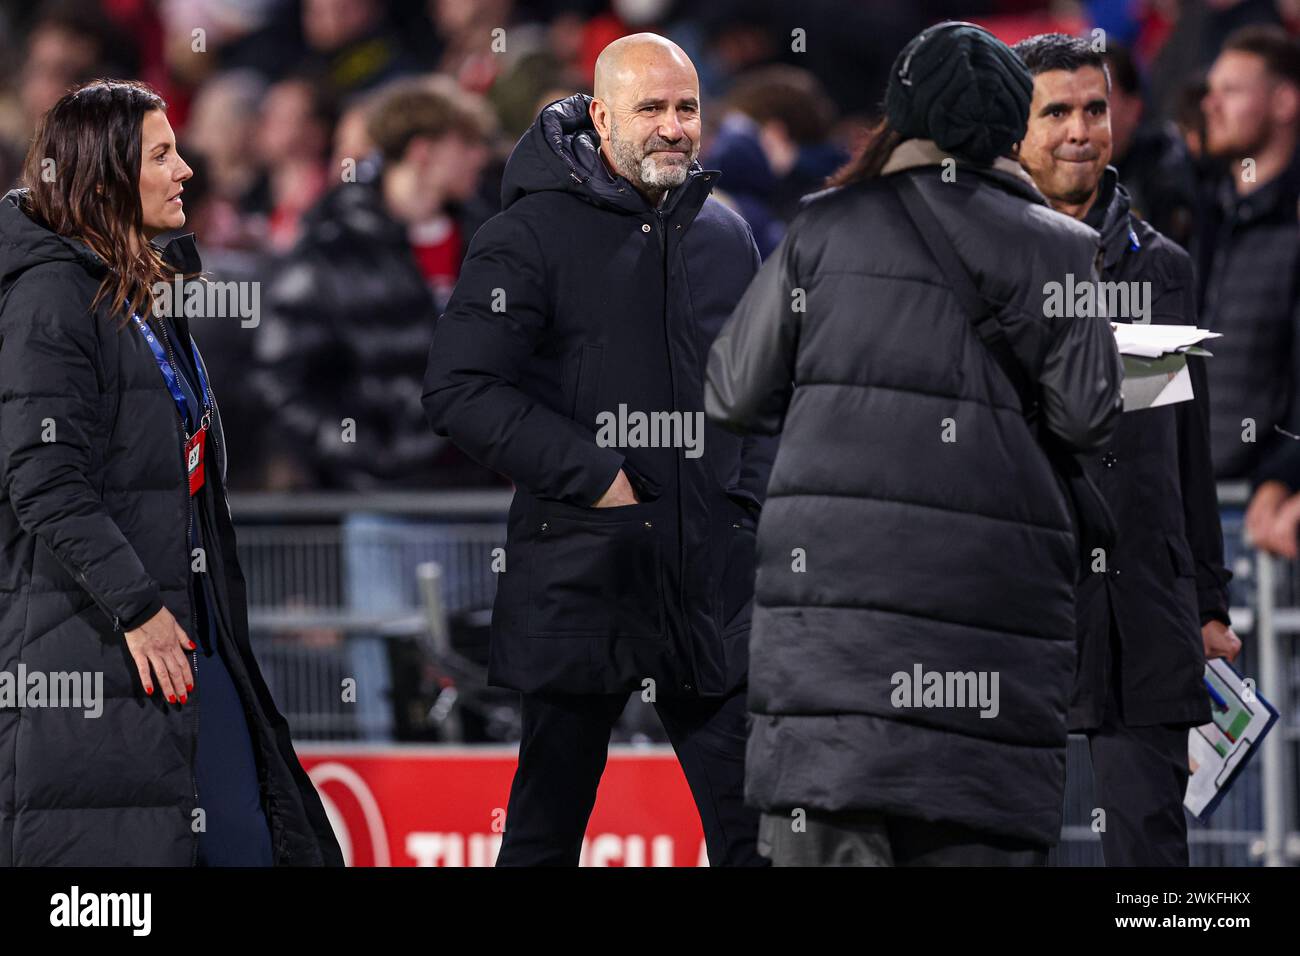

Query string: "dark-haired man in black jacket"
[1016, 32, 1238, 867]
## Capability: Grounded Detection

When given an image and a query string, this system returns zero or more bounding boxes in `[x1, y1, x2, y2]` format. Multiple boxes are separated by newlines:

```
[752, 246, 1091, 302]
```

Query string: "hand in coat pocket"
[593, 468, 639, 507]
[526, 498, 664, 638]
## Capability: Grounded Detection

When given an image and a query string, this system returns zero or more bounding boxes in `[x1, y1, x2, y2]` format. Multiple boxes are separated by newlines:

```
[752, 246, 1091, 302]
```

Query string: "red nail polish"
[145, 686, 153, 695]
[168, 694, 176, 703]
[180, 695, 187, 704]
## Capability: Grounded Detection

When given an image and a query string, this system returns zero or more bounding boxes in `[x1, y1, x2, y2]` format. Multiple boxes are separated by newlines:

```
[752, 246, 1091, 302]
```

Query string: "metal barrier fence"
[230, 486, 1298, 866]
[233, 491, 512, 741]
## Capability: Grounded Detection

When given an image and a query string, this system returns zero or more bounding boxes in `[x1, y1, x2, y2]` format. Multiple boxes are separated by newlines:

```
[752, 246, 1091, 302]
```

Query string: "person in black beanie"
[885, 20, 1034, 165]
[706, 21, 1122, 866]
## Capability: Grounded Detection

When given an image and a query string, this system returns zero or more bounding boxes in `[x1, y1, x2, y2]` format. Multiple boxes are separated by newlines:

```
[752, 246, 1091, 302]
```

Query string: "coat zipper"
[154, 318, 201, 866]
[651, 205, 700, 693]
[170, 322, 280, 862]
[78, 570, 121, 631]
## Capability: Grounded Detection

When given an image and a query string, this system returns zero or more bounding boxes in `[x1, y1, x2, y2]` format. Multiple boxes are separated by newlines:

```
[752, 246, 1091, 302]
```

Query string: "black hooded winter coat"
[423, 94, 774, 697]
[0, 189, 342, 865]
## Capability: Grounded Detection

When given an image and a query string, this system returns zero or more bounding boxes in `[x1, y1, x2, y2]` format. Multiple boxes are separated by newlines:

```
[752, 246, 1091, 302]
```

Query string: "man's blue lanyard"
[130, 313, 211, 438]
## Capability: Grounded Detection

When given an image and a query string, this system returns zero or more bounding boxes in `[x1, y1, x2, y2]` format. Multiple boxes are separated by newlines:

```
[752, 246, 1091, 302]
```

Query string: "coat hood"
[501, 93, 719, 217]
[0, 188, 106, 286]
[0, 187, 203, 294]
[879, 138, 1047, 206]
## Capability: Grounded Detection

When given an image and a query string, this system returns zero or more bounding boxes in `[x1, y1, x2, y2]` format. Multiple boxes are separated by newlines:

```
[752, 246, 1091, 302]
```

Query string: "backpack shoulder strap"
[892, 172, 1039, 421]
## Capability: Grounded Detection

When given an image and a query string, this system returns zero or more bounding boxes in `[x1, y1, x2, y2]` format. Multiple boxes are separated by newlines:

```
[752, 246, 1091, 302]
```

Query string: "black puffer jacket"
[0, 189, 342, 865]
[251, 172, 501, 491]
[705, 141, 1123, 845]
[424, 94, 774, 697]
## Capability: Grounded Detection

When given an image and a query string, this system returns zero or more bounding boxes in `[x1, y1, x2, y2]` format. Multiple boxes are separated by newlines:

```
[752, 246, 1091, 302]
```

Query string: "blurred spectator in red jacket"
[251, 76, 500, 491]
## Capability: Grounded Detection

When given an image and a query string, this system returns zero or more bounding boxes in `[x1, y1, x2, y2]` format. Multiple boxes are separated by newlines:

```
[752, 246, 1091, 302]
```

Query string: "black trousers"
[1077, 604, 1193, 868]
[757, 810, 1048, 866]
[1087, 679, 1192, 867]
[193, 578, 273, 867]
[496, 685, 767, 866]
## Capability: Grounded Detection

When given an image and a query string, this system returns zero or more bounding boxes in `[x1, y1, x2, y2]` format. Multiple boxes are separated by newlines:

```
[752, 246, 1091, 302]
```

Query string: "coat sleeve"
[1036, 249, 1124, 454]
[422, 213, 625, 506]
[1162, 251, 1232, 626]
[0, 278, 163, 630]
[1180, 354, 1232, 625]
[704, 221, 801, 438]
[732, 224, 780, 507]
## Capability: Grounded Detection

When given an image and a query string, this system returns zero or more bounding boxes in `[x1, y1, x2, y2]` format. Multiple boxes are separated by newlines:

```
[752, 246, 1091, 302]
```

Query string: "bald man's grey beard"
[608, 121, 697, 192]
[639, 154, 690, 188]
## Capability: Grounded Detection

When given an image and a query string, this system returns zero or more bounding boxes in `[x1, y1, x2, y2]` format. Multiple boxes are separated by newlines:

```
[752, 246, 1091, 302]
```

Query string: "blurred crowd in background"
[0, 0, 1297, 499]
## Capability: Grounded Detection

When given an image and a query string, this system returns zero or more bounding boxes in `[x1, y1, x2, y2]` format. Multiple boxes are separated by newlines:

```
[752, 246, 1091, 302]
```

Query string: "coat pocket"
[570, 344, 604, 430]
[526, 499, 664, 638]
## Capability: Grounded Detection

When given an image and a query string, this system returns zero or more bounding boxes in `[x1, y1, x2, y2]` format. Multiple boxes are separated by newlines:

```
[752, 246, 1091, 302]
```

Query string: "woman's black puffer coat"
[0, 188, 342, 865]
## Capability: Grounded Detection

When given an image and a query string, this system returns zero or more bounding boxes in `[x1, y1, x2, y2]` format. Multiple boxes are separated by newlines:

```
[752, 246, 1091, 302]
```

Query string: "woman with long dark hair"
[0, 79, 342, 866]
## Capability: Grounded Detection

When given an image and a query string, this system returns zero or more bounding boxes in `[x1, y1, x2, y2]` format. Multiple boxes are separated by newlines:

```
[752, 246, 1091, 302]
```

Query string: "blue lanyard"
[130, 313, 211, 437]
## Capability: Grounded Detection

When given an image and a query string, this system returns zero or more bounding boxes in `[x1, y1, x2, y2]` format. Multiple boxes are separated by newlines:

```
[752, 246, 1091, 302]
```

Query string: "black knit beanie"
[885, 21, 1033, 165]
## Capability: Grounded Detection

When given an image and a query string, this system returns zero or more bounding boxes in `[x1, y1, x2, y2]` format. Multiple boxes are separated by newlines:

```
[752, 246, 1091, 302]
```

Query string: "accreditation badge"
[185, 427, 206, 495]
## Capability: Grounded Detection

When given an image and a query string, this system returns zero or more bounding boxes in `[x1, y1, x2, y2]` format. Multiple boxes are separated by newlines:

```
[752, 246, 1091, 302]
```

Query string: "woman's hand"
[125, 606, 195, 703]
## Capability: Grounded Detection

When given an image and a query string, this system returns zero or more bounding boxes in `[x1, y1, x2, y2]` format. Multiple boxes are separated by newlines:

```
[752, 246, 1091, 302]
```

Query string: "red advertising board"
[296, 744, 708, 866]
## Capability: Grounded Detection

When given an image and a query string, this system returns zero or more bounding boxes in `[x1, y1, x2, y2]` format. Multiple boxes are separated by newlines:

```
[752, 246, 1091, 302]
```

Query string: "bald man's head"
[593, 33, 695, 102]
[589, 33, 701, 204]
